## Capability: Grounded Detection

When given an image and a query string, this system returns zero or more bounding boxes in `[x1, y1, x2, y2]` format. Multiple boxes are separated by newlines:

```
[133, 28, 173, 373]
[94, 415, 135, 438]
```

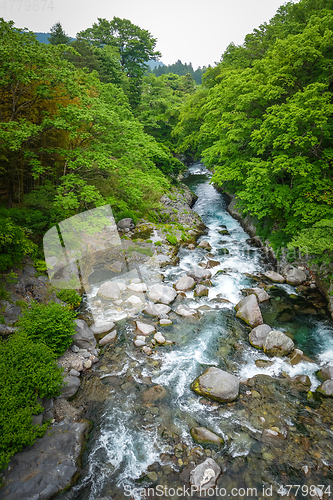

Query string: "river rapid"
[61, 163, 333, 500]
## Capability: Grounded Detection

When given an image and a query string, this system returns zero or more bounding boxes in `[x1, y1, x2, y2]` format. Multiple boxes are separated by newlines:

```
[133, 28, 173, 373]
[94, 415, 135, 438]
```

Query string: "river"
[61, 162, 333, 500]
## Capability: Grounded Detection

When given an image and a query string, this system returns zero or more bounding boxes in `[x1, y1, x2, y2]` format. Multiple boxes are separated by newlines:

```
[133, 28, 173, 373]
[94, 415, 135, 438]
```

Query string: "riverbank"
[224, 192, 333, 320]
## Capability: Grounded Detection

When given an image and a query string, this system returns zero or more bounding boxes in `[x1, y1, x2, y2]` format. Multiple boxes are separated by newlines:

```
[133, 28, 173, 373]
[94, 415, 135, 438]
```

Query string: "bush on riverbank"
[17, 301, 77, 356]
[0, 333, 64, 469]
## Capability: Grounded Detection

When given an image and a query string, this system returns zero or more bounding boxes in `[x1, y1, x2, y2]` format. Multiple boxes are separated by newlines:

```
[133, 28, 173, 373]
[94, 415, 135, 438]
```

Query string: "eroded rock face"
[73, 320, 97, 350]
[174, 276, 195, 291]
[264, 271, 285, 283]
[189, 457, 221, 492]
[191, 367, 239, 403]
[190, 427, 224, 447]
[284, 265, 307, 285]
[1, 421, 89, 500]
[235, 294, 263, 328]
[148, 284, 177, 304]
[263, 331, 294, 357]
[187, 267, 212, 283]
[249, 324, 272, 349]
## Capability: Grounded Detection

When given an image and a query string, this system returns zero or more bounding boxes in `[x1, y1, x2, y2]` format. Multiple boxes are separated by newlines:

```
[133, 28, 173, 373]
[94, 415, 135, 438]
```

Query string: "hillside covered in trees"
[173, 0, 333, 267]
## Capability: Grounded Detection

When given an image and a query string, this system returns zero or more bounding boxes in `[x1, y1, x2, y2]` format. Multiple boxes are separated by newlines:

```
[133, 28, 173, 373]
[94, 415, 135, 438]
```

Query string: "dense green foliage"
[0, 216, 36, 271]
[152, 59, 208, 85]
[56, 289, 82, 308]
[174, 0, 333, 262]
[17, 301, 76, 356]
[0, 333, 63, 468]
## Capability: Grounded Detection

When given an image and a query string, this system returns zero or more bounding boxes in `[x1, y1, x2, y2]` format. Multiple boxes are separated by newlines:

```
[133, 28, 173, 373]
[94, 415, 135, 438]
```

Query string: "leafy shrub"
[17, 301, 76, 356]
[34, 260, 48, 273]
[0, 217, 37, 271]
[166, 234, 178, 245]
[154, 241, 162, 246]
[0, 332, 64, 469]
[115, 210, 139, 224]
[56, 289, 82, 308]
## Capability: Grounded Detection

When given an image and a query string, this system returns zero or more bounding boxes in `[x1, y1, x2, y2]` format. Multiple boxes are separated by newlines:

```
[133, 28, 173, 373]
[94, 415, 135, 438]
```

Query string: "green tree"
[77, 17, 161, 106]
[48, 21, 71, 45]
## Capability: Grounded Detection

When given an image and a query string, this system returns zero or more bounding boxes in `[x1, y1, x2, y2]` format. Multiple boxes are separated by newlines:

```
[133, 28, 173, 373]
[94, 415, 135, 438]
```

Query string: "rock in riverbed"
[191, 367, 239, 403]
[148, 284, 177, 304]
[249, 324, 272, 349]
[263, 331, 294, 357]
[189, 457, 221, 492]
[190, 427, 224, 447]
[174, 276, 195, 291]
[73, 319, 96, 350]
[235, 294, 263, 328]
[264, 271, 285, 283]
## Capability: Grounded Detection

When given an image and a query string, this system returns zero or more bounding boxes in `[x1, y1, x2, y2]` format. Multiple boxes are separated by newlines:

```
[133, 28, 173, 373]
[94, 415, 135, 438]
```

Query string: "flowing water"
[61, 163, 333, 500]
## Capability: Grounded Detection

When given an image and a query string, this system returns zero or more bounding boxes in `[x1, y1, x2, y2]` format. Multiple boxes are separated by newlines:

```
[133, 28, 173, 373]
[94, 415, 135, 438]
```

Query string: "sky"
[0, 0, 297, 69]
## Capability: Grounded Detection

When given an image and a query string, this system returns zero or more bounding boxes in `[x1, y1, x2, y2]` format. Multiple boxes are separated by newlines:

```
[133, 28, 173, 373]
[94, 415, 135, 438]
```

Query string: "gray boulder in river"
[174, 276, 195, 291]
[189, 457, 221, 491]
[249, 324, 272, 348]
[235, 294, 263, 328]
[263, 330, 294, 357]
[72, 319, 96, 350]
[187, 267, 212, 283]
[283, 265, 307, 285]
[148, 284, 177, 304]
[317, 379, 333, 397]
[191, 366, 239, 402]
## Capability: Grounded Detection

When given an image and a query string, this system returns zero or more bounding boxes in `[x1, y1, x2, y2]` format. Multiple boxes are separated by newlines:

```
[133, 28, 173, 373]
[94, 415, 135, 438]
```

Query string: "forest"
[1, 0, 333, 471]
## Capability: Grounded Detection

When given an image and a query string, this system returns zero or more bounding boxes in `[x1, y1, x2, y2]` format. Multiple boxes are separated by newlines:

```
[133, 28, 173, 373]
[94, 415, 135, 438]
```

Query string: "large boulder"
[316, 379, 333, 397]
[190, 427, 224, 447]
[117, 218, 135, 231]
[1, 420, 89, 500]
[58, 375, 80, 398]
[264, 271, 285, 283]
[99, 330, 117, 346]
[143, 303, 171, 318]
[72, 319, 97, 350]
[136, 321, 156, 336]
[284, 265, 307, 285]
[249, 324, 272, 349]
[318, 365, 333, 381]
[189, 458, 221, 492]
[90, 321, 115, 335]
[235, 294, 263, 328]
[191, 367, 239, 403]
[174, 276, 195, 291]
[242, 287, 270, 303]
[194, 285, 209, 297]
[148, 284, 177, 304]
[127, 282, 148, 293]
[187, 267, 212, 283]
[175, 304, 198, 317]
[197, 240, 212, 251]
[263, 331, 294, 357]
[97, 281, 121, 300]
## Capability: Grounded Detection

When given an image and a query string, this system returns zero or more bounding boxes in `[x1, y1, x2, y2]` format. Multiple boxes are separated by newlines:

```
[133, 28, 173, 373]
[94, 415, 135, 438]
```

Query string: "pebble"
[142, 346, 153, 356]
[154, 332, 166, 344]
[159, 319, 172, 325]
[134, 339, 146, 347]
[69, 369, 80, 377]
[89, 355, 99, 364]
[71, 360, 83, 372]
[83, 359, 92, 369]
[71, 345, 80, 353]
